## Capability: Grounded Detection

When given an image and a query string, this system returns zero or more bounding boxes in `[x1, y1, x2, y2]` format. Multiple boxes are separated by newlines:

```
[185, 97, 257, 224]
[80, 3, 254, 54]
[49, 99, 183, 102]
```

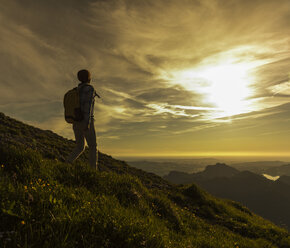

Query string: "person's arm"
[81, 85, 95, 129]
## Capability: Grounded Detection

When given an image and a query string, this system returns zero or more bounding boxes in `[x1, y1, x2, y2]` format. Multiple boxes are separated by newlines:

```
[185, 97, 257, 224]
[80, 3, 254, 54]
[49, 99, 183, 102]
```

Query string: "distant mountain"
[264, 164, 290, 176]
[2, 112, 289, 247]
[127, 160, 199, 176]
[194, 163, 240, 179]
[230, 161, 288, 174]
[164, 164, 290, 230]
[128, 159, 290, 178]
[127, 158, 221, 176]
[164, 163, 239, 184]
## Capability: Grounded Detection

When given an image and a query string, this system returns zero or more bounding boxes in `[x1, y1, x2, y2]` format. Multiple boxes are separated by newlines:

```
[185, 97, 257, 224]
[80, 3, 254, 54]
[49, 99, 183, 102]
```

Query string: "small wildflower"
[27, 193, 34, 203]
[21, 221, 25, 225]
[1, 164, 4, 168]
[24, 186, 28, 190]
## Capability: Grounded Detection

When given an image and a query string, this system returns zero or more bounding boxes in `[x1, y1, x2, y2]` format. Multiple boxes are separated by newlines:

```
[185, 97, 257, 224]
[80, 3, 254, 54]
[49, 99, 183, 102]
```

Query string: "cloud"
[0, 0, 289, 156]
[269, 81, 290, 96]
[136, 85, 202, 105]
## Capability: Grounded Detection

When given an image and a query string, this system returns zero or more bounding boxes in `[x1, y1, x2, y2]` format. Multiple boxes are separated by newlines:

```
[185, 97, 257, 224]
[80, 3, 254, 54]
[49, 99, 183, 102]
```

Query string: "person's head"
[77, 69, 91, 83]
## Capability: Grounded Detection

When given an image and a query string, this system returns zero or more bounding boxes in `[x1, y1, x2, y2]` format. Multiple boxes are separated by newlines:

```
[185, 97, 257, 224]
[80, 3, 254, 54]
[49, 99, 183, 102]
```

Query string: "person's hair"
[77, 69, 91, 83]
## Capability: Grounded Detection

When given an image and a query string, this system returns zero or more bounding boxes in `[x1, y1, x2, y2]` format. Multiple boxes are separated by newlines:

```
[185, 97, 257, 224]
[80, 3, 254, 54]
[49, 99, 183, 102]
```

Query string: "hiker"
[65, 69, 99, 170]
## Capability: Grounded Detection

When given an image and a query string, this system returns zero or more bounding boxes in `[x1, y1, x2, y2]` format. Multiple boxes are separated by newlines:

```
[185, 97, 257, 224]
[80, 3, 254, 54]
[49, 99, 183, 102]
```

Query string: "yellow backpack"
[63, 87, 83, 123]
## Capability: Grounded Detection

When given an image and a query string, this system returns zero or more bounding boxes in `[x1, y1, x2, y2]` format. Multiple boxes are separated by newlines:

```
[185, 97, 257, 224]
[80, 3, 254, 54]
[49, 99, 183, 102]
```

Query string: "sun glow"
[168, 61, 258, 119]
[198, 63, 254, 117]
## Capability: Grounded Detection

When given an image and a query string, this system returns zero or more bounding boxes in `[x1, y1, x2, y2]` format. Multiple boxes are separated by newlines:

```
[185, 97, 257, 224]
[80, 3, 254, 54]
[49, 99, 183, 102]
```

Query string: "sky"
[0, 0, 289, 158]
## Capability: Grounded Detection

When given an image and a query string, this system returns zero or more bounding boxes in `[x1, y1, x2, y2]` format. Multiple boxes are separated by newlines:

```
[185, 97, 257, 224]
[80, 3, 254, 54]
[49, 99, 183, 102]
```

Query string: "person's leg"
[66, 122, 85, 163]
[84, 120, 98, 170]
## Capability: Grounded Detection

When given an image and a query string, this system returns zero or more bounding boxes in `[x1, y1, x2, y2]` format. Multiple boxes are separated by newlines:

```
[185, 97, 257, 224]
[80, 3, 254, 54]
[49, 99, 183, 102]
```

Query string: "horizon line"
[113, 152, 290, 159]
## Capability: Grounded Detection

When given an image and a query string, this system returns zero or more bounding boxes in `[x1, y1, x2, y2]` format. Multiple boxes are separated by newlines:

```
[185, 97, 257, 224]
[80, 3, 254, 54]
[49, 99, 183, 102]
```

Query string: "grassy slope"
[0, 112, 289, 248]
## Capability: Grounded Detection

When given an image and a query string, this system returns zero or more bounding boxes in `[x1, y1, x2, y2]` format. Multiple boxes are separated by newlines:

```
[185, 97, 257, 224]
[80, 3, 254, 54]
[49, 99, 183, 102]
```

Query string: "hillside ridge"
[164, 164, 290, 230]
[1, 112, 290, 247]
[0, 112, 172, 191]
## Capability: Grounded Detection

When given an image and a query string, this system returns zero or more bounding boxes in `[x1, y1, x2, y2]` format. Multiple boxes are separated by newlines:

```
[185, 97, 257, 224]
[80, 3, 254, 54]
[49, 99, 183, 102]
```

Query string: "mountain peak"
[202, 163, 240, 178]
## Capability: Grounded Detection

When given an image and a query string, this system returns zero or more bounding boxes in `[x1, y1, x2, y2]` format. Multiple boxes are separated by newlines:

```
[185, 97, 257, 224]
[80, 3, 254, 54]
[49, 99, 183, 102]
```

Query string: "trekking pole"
[95, 92, 101, 99]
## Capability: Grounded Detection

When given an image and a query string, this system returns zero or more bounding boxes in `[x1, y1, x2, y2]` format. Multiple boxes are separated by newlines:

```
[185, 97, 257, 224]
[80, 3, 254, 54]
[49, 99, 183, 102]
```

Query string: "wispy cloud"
[0, 0, 289, 156]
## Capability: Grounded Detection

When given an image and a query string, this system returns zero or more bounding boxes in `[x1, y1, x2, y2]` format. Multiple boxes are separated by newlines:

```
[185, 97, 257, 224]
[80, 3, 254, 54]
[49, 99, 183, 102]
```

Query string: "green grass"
[1, 145, 290, 248]
[0, 112, 290, 247]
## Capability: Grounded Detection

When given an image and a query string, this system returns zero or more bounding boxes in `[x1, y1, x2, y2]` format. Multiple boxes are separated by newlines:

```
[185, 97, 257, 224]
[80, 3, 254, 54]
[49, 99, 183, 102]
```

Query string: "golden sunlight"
[168, 60, 258, 119]
[198, 63, 254, 117]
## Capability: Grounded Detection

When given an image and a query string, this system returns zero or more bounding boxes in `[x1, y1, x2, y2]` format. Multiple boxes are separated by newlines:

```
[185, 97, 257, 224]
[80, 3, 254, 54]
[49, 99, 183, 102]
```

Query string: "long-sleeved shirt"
[78, 82, 96, 125]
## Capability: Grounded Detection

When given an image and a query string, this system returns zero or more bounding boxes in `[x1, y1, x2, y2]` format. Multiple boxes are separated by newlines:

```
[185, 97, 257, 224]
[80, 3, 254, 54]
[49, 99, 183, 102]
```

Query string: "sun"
[168, 61, 256, 118]
[199, 63, 253, 117]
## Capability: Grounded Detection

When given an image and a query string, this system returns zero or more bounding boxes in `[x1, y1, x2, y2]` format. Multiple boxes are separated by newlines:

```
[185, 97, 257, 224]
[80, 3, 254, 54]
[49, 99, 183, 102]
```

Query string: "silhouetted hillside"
[165, 164, 290, 230]
[1, 112, 290, 247]
[128, 158, 221, 176]
[0, 112, 172, 191]
[164, 163, 239, 184]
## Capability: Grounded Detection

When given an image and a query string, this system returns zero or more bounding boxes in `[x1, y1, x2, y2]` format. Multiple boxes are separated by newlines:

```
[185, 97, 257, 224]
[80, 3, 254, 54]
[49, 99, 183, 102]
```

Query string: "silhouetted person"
[66, 69, 98, 170]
